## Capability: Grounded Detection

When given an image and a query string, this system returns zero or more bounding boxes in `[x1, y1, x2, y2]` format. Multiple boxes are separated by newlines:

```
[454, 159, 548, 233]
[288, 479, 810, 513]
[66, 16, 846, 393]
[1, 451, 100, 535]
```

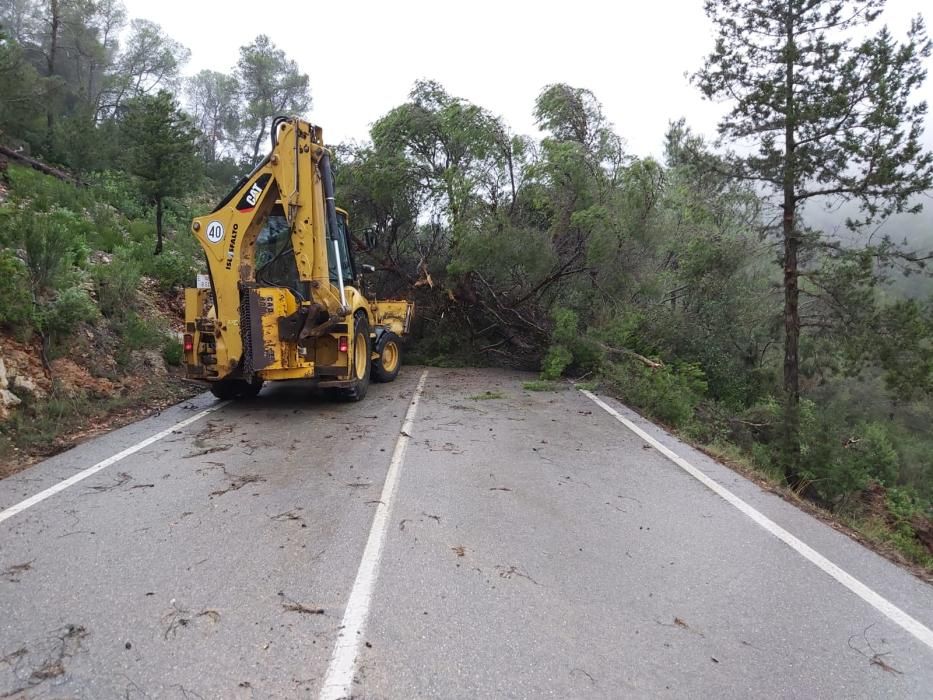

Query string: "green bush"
[540, 307, 605, 379]
[6, 165, 93, 212]
[162, 337, 183, 367]
[92, 254, 141, 319]
[0, 250, 35, 330]
[126, 219, 156, 245]
[541, 344, 572, 380]
[744, 400, 904, 503]
[847, 423, 900, 487]
[89, 170, 148, 220]
[604, 359, 707, 427]
[37, 286, 98, 350]
[115, 312, 165, 352]
[89, 204, 125, 253]
[1, 207, 91, 294]
[142, 248, 198, 292]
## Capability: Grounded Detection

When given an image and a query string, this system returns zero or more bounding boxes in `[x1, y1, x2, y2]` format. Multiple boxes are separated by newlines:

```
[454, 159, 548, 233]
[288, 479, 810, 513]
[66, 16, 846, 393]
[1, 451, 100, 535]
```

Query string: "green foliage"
[5, 165, 93, 212]
[744, 399, 905, 503]
[119, 90, 201, 252]
[162, 337, 183, 367]
[0, 250, 34, 329]
[541, 345, 572, 380]
[142, 247, 198, 292]
[539, 308, 604, 380]
[0, 30, 42, 140]
[523, 380, 559, 392]
[236, 35, 311, 164]
[604, 360, 707, 427]
[0, 205, 90, 295]
[88, 204, 125, 253]
[694, 0, 933, 480]
[89, 171, 150, 220]
[92, 255, 141, 319]
[37, 286, 98, 351]
[112, 312, 166, 367]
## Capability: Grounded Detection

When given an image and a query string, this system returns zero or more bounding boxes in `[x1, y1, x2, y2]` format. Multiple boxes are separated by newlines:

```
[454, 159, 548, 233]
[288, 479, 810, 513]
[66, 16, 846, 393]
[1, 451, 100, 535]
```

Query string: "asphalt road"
[1, 367, 932, 699]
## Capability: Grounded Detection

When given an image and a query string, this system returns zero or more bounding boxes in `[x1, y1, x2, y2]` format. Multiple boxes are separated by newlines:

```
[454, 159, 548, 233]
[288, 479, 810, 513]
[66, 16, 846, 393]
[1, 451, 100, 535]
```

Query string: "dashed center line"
[319, 369, 429, 700]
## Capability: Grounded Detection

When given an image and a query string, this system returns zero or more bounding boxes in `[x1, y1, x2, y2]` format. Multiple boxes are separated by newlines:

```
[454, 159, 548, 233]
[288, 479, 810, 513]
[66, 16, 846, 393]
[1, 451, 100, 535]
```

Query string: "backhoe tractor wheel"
[373, 331, 402, 383]
[345, 313, 371, 402]
[210, 377, 264, 400]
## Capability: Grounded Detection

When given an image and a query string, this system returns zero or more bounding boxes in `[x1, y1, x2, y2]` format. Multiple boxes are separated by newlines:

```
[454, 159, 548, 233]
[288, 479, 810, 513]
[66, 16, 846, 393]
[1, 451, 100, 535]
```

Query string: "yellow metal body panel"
[371, 300, 414, 337]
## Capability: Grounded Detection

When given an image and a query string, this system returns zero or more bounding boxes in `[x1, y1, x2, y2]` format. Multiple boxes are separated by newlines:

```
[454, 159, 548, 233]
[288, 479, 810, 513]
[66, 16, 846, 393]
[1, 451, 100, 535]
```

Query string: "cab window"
[255, 204, 303, 297]
[328, 211, 356, 285]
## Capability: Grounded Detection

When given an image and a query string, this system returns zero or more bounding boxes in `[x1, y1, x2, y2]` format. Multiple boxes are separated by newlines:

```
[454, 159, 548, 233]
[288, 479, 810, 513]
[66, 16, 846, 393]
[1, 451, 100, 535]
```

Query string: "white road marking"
[580, 389, 933, 652]
[320, 369, 429, 700]
[0, 402, 227, 526]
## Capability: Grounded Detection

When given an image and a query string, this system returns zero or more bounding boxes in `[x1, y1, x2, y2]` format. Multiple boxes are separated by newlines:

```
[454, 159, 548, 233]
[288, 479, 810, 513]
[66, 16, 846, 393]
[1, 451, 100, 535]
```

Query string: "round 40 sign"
[206, 221, 225, 244]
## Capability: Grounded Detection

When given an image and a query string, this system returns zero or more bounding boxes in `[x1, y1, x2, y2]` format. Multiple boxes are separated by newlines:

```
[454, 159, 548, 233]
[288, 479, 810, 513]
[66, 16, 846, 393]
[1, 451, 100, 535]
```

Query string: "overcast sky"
[121, 0, 932, 158]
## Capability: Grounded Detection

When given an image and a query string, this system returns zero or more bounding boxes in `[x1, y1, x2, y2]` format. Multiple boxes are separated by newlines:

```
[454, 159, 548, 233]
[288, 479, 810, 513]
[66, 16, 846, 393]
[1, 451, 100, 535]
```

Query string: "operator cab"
[254, 203, 306, 300]
[327, 208, 357, 287]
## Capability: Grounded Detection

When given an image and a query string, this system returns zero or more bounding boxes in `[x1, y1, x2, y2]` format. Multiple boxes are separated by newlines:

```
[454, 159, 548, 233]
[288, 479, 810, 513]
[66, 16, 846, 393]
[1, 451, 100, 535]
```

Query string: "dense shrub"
[92, 254, 142, 319]
[37, 286, 99, 352]
[604, 360, 707, 427]
[162, 337, 183, 367]
[0, 250, 34, 330]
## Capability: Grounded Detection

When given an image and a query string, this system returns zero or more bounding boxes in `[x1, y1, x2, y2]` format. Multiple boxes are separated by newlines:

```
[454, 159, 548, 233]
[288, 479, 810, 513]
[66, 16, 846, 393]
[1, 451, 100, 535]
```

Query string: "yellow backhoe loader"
[183, 117, 412, 400]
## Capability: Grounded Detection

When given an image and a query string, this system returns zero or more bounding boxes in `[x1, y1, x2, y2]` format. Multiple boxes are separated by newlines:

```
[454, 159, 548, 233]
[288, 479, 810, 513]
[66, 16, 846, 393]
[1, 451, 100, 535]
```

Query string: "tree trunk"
[46, 0, 60, 150]
[251, 116, 268, 166]
[782, 206, 801, 475]
[781, 10, 802, 482]
[154, 196, 164, 255]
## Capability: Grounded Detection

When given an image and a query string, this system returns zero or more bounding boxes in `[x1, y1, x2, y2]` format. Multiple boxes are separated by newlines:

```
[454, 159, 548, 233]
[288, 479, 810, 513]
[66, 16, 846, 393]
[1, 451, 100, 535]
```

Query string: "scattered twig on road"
[278, 592, 324, 615]
[1, 561, 33, 582]
[183, 445, 230, 459]
[86, 471, 131, 492]
[209, 471, 266, 498]
[655, 616, 705, 637]
[495, 565, 540, 586]
[196, 610, 221, 623]
[0, 647, 27, 666]
[847, 623, 903, 675]
[270, 509, 304, 524]
[570, 668, 597, 685]
[162, 602, 192, 639]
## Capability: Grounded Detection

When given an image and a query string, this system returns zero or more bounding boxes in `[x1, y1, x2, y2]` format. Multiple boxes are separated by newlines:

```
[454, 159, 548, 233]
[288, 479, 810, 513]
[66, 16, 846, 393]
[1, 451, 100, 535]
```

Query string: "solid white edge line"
[319, 369, 429, 700]
[0, 401, 228, 526]
[580, 388, 933, 652]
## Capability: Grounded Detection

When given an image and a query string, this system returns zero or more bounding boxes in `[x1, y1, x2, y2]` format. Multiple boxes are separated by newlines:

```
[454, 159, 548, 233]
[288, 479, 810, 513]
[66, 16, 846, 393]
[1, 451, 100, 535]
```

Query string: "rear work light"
[338, 336, 349, 353]
[183, 334, 194, 352]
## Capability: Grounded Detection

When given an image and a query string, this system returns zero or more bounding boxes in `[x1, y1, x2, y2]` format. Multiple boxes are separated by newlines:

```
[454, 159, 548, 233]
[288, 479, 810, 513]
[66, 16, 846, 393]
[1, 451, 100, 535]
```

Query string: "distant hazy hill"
[801, 199, 933, 299]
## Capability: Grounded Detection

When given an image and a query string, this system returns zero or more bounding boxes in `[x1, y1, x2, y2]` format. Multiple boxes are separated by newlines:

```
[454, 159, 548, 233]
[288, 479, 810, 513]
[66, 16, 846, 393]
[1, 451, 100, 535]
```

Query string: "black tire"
[210, 377, 264, 400]
[345, 312, 371, 402]
[372, 331, 402, 383]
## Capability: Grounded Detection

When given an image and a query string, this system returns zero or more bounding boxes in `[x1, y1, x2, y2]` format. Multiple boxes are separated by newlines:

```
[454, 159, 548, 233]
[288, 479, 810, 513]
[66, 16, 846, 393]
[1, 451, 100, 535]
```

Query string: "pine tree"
[694, 0, 933, 480]
[121, 91, 200, 254]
